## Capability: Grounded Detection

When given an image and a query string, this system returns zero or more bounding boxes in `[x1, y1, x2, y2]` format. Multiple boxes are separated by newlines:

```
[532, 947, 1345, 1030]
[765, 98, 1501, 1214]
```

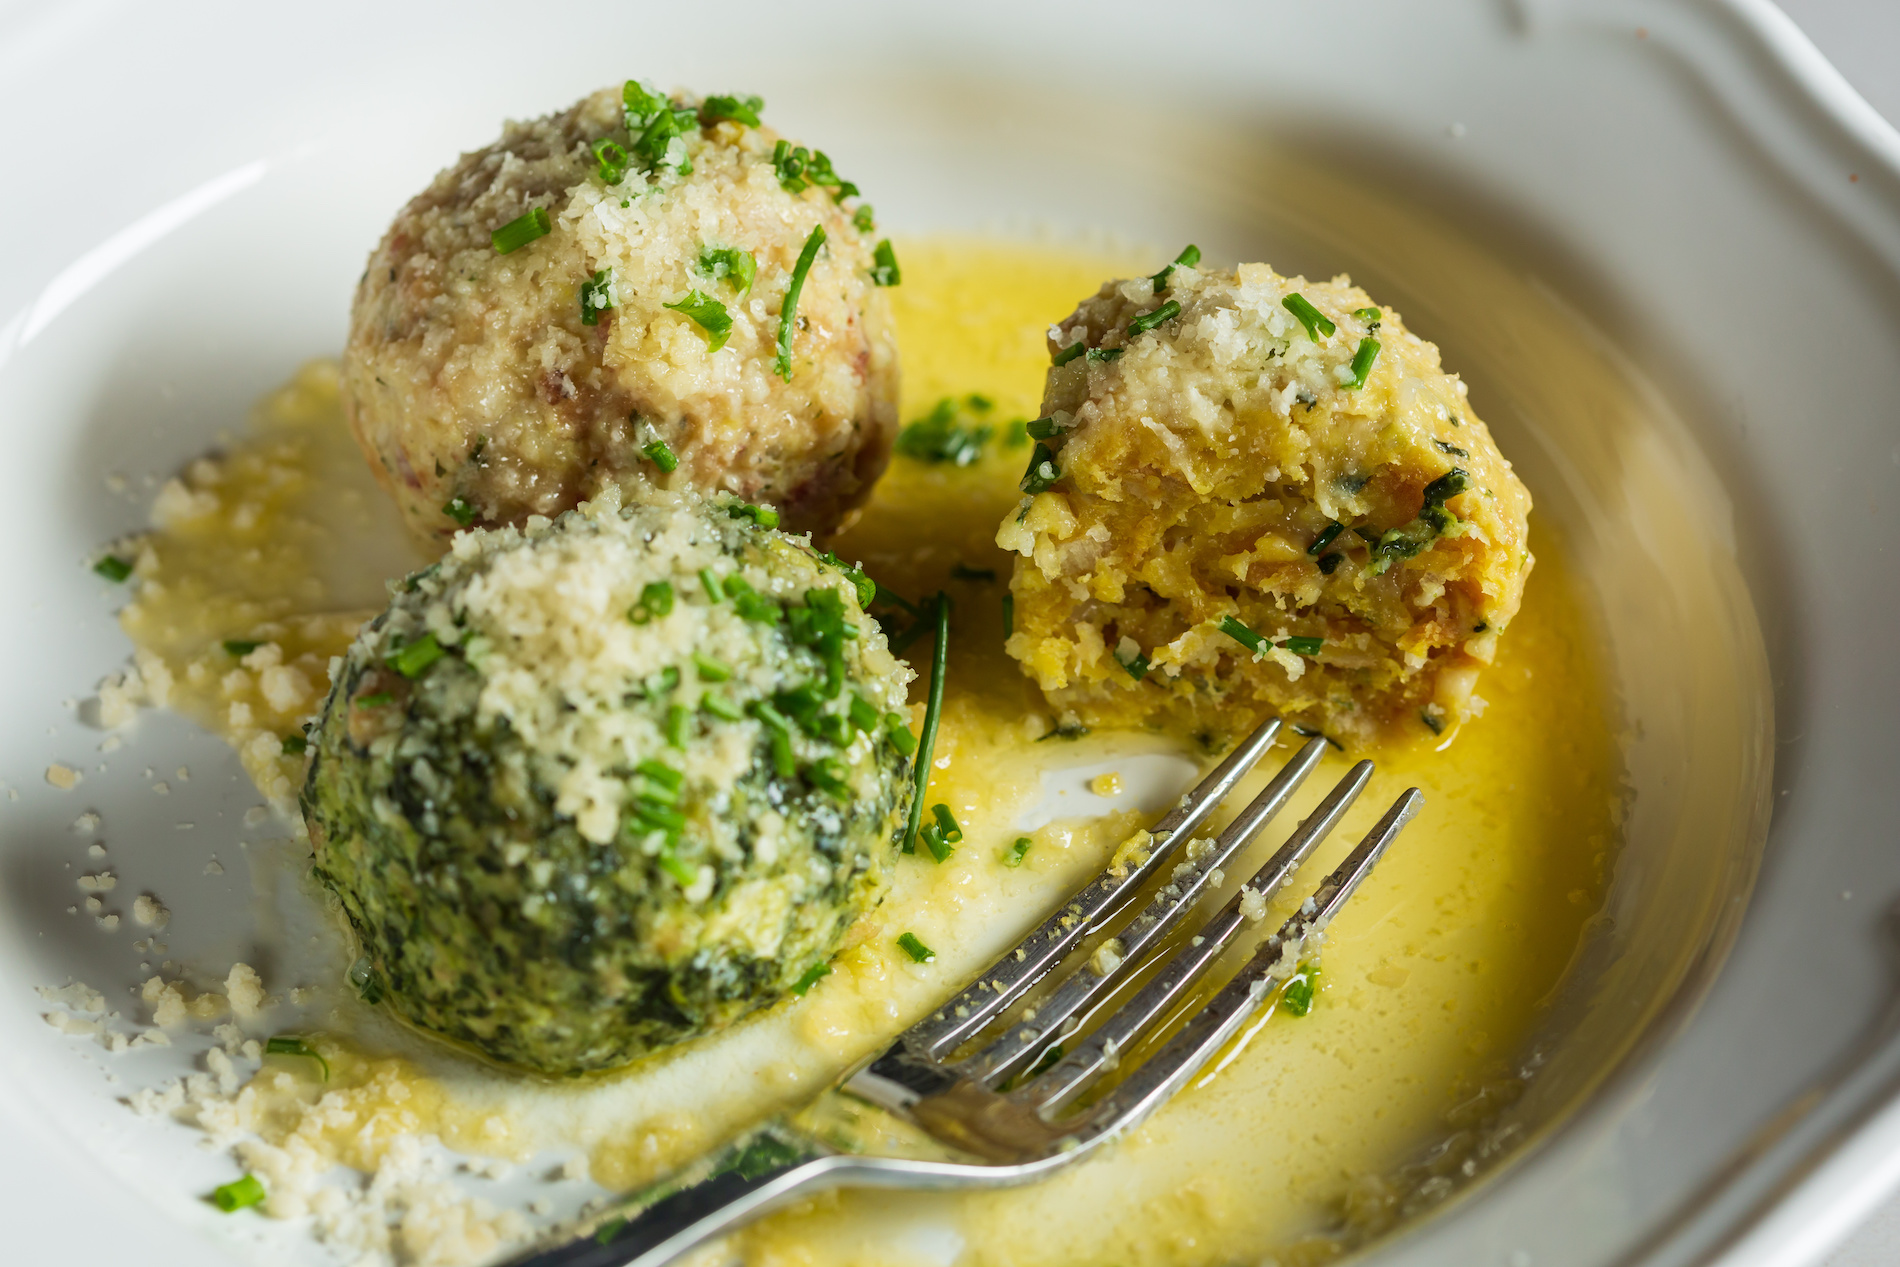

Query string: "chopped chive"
[847, 694, 880, 733]
[664, 289, 734, 351]
[1308, 522, 1345, 556]
[764, 724, 796, 778]
[1281, 293, 1336, 340]
[223, 639, 262, 657]
[1002, 592, 1014, 639]
[807, 757, 850, 799]
[700, 93, 763, 127]
[1028, 1043, 1065, 1076]
[1086, 346, 1123, 363]
[666, 703, 690, 749]
[1434, 439, 1470, 458]
[1119, 650, 1151, 681]
[355, 691, 393, 708]
[580, 268, 616, 326]
[264, 1035, 331, 1081]
[657, 844, 696, 886]
[623, 79, 665, 124]
[771, 138, 806, 192]
[281, 734, 308, 756]
[1218, 615, 1266, 655]
[899, 595, 950, 853]
[1354, 307, 1382, 323]
[639, 437, 678, 472]
[628, 580, 674, 624]
[1037, 721, 1090, 742]
[885, 712, 918, 756]
[1150, 244, 1201, 294]
[1127, 299, 1181, 337]
[591, 137, 629, 185]
[1279, 636, 1324, 656]
[896, 932, 936, 963]
[595, 1217, 629, 1246]
[1003, 836, 1032, 867]
[774, 224, 826, 380]
[852, 204, 876, 233]
[212, 1173, 266, 1213]
[1051, 341, 1086, 367]
[950, 563, 996, 582]
[1025, 416, 1067, 440]
[790, 961, 831, 996]
[1344, 337, 1381, 390]
[1281, 965, 1318, 1016]
[931, 803, 963, 843]
[1019, 442, 1061, 495]
[701, 692, 742, 721]
[1420, 708, 1446, 736]
[442, 496, 477, 527]
[698, 246, 757, 296]
[1317, 552, 1344, 575]
[693, 653, 731, 682]
[700, 568, 724, 602]
[870, 239, 901, 287]
[491, 207, 551, 255]
[386, 632, 444, 679]
[919, 823, 954, 862]
[93, 555, 133, 582]
[728, 501, 780, 529]
[895, 396, 993, 465]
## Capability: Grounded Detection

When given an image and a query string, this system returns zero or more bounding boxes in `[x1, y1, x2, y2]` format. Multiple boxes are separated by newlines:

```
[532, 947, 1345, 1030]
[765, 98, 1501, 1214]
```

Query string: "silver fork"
[515, 716, 1422, 1267]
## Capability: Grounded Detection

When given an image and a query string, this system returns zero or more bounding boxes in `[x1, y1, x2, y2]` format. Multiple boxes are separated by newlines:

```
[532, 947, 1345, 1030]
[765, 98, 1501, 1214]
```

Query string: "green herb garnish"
[700, 692, 742, 721]
[1354, 306, 1382, 324]
[1150, 244, 1201, 293]
[1344, 337, 1380, 390]
[1218, 615, 1266, 655]
[442, 496, 477, 527]
[1051, 341, 1086, 366]
[693, 653, 731, 682]
[895, 396, 993, 465]
[728, 501, 780, 529]
[666, 703, 690, 748]
[1036, 721, 1090, 742]
[281, 734, 308, 756]
[1420, 708, 1446, 736]
[700, 568, 725, 602]
[491, 207, 551, 254]
[386, 633, 444, 679]
[1281, 293, 1336, 339]
[807, 757, 850, 799]
[852, 204, 875, 233]
[1003, 836, 1032, 867]
[1307, 522, 1345, 555]
[1281, 965, 1318, 1016]
[223, 639, 262, 658]
[790, 961, 831, 996]
[899, 595, 950, 854]
[355, 691, 393, 708]
[886, 712, 918, 756]
[212, 1174, 266, 1213]
[1117, 647, 1151, 681]
[700, 93, 763, 127]
[628, 580, 674, 624]
[580, 268, 616, 325]
[1281, 636, 1324, 656]
[871, 239, 901, 287]
[1019, 443, 1061, 495]
[264, 1035, 331, 1081]
[642, 438, 678, 472]
[1127, 299, 1180, 337]
[775, 224, 826, 380]
[1024, 416, 1067, 440]
[591, 137, 629, 184]
[1317, 553, 1344, 575]
[664, 289, 733, 351]
[93, 555, 133, 582]
[698, 246, 756, 295]
[1086, 346, 1123, 363]
[896, 932, 936, 963]
[1434, 439, 1469, 458]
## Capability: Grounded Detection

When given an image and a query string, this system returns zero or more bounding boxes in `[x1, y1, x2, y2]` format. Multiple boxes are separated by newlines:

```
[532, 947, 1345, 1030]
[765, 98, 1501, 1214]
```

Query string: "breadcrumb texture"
[302, 490, 913, 1073]
[998, 264, 1533, 745]
[345, 85, 898, 545]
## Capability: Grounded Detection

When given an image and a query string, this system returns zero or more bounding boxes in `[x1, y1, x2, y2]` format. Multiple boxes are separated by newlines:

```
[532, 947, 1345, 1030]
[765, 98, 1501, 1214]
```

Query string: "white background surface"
[1781, 0, 1900, 1254]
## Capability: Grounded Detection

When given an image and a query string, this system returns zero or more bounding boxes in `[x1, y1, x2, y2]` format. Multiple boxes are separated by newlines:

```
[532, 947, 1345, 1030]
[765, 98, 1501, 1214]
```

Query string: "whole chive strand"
[775, 224, 826, 380]
[900, 594, 951, 854]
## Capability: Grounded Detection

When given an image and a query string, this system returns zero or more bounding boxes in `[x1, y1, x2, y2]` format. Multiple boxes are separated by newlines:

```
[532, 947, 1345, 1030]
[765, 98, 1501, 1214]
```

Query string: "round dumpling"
[301, 490, 914, 1074]
[344, 82, 900, 545]
[998, 261, 1533, 747]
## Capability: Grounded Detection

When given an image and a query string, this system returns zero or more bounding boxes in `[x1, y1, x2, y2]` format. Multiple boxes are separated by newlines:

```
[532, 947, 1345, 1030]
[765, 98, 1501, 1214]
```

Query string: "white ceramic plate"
[2, 2, 1897, 1265]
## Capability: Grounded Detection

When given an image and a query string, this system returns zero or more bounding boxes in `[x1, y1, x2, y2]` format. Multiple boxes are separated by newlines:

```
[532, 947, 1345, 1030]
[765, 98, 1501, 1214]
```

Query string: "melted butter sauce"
[119, 237, 1621, 1267]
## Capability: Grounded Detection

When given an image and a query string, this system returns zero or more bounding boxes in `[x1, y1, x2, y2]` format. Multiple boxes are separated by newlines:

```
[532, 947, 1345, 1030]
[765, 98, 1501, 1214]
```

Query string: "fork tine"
[1017, 761, 1376, 1116]
[958, 738, 1333, 1087]
[907, 715, 1285, 1058]
[1041, 788, 1424, 1137]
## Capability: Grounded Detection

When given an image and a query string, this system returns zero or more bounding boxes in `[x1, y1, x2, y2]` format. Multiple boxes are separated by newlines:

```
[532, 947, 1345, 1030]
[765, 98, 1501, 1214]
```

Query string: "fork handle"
[510, 1129, 831, 1267]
